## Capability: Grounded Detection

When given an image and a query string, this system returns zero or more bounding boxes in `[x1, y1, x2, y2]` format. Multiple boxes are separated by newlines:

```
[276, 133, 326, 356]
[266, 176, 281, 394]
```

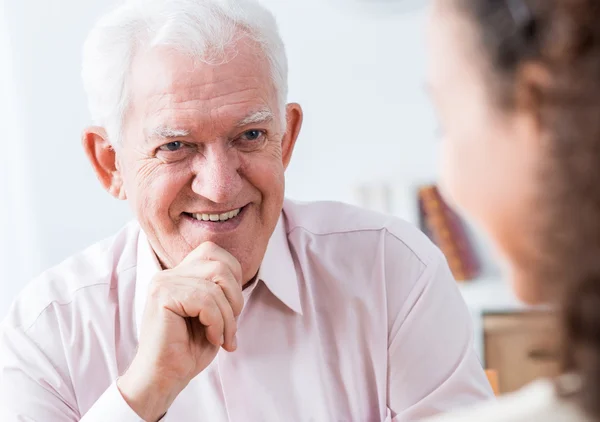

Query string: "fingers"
[149, 276, 239, 351]
[181, 242, 243, 286]
[209, 281, 238, 352]
[176, 257, 244, 317]
[189, 277, 238, 351]
[196, 290, 224, 348]
[216, 272, 244, 318]
[151, 242, 245, 352]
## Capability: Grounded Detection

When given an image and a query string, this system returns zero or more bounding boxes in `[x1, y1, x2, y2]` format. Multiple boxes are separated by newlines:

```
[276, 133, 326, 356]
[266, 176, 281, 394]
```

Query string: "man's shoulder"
[282, 199, 440, 264]
[4, 221, 141, 331]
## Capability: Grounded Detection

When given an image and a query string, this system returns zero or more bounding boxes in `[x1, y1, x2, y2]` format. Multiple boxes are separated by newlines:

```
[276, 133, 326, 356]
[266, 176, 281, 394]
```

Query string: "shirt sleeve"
[80, 383, 148, 421]
[383, 231, 494, 420]
[0, 322, 146, 422]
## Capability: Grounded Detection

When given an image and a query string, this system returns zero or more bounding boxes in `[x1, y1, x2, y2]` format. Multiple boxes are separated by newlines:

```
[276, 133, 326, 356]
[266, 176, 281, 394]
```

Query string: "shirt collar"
[134, 213, 302, 337]
[257, 214, 303, 315]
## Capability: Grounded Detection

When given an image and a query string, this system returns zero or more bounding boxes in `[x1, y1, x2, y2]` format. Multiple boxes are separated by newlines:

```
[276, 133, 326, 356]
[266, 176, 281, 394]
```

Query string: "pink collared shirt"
[0, 200, 492, 421]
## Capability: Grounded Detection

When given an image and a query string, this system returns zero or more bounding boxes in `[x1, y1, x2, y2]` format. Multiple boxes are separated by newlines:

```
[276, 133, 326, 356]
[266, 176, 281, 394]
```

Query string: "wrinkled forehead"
[126, 44, 280, 133]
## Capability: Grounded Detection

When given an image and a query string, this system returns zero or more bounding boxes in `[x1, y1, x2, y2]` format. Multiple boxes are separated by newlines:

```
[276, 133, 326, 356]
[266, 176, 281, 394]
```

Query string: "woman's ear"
[82, 127, 127, 200]
[514, 62, 552, 123]
[513, 62, 553, 149]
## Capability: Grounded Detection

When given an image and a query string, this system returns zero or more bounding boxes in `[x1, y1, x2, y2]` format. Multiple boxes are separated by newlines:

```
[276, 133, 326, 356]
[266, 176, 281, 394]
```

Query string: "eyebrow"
[236, 108, 275, 127]
[150, 126, 192, 139]
[146, 108, 275, 141]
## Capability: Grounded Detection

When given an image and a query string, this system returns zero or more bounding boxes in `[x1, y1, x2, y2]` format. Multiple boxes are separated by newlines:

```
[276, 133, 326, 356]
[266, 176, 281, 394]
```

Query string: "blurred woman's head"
[427, 0, 600, 417]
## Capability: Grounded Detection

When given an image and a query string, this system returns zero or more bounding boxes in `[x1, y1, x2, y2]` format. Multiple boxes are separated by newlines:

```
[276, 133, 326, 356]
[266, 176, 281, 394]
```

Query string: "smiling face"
[84, 40, 302, 282]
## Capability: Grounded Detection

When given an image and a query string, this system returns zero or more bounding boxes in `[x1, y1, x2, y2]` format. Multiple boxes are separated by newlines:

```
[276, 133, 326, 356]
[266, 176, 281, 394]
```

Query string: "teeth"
[192, 208, 241, 223]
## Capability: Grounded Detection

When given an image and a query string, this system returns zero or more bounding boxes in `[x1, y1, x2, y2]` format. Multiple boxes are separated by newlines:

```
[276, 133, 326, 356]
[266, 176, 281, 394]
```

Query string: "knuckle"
[199, 241, 217, 254]
[205, 281, 222, 296]
[193, 288, 212, 307]
[198, 290, 219, 312]
[207, 261, 228, 280]
[203, 306, 221, 326]
[212, 260, 228, 273]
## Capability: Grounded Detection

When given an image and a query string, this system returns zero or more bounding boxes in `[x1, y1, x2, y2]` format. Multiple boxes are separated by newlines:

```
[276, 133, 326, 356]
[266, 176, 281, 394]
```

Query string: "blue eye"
[234, 130, 267, 152]
[242, 130, 263, 141]
[159, 141, 184, 152]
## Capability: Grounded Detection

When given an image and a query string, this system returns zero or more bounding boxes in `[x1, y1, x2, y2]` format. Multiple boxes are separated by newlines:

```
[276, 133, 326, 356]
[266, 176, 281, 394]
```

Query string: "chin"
[512, 278, 547, 306]
[504, 260, 549, 306]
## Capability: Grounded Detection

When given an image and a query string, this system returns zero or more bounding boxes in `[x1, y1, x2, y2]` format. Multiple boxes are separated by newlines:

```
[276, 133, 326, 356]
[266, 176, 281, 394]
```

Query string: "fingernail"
[220, 335, 225, 345]
[232, 336, 237, 349]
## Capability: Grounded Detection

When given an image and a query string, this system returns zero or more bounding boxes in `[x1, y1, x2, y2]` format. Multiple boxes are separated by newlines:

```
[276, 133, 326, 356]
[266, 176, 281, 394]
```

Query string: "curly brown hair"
[454, 0, 600, 419]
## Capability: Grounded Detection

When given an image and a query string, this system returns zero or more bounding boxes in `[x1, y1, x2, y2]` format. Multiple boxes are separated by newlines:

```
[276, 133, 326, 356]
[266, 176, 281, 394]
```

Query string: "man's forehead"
[129, 46, 279, 131]
[130, 45, 275, 101]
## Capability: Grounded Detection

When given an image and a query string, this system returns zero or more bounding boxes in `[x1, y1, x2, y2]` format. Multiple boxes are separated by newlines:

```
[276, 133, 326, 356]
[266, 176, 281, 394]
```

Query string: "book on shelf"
[418, 184, 480, 282]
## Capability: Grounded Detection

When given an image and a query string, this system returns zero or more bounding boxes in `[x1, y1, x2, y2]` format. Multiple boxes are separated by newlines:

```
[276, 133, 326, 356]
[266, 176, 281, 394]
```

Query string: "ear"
[513, 62, 552, 150]
[82, 126, 127, 200]
[514, 63, 552, 125]
[281, 103, 303, 170]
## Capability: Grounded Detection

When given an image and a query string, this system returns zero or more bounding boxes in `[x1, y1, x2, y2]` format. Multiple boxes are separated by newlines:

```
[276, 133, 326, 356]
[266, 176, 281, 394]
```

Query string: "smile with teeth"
[189, 208, 241, 222]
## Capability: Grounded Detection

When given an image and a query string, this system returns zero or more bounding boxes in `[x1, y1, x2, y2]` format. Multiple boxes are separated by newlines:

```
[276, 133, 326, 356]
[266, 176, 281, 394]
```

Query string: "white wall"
[0, 0, 43, 315]
[1, 0, 498, 317]
[2, 0, 133, 314]
[266, 0, 441, 206]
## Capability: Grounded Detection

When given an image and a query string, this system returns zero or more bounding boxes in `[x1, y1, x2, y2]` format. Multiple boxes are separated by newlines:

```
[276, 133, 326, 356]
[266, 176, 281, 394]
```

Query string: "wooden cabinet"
[483, 312, 561, 394]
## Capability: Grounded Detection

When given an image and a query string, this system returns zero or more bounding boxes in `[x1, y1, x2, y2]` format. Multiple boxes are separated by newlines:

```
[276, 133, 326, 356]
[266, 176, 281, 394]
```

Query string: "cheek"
[439, 136, 463, 205]
[439, 129, 483, 212]
[439, 125, 505, 233]
[242, 150, 285, 202]
[128, 161, 192, 219]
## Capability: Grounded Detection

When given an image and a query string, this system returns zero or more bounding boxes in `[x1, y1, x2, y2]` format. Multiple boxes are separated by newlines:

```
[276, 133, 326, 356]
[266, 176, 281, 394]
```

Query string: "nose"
[191, 144, 243, 204]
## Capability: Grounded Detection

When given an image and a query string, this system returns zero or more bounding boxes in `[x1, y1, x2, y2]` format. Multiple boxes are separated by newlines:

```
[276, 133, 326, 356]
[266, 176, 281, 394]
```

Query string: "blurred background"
[0, 0, 556, 395]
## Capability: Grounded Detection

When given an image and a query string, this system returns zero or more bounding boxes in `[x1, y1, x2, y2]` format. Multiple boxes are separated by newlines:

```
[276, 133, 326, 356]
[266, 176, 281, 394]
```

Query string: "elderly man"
[0, 0, 492, 421]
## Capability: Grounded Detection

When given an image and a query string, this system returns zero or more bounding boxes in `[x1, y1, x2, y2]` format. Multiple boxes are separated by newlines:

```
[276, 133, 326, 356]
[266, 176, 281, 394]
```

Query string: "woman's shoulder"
[425, 377, 589, 422]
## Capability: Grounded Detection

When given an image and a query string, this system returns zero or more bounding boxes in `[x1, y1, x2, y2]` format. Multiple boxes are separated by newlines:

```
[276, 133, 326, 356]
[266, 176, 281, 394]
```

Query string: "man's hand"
[117, 242, 244, 422]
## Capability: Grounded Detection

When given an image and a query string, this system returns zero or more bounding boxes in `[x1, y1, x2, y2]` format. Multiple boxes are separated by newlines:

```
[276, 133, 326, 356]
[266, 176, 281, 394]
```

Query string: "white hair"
[81, 0, 288, 145]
